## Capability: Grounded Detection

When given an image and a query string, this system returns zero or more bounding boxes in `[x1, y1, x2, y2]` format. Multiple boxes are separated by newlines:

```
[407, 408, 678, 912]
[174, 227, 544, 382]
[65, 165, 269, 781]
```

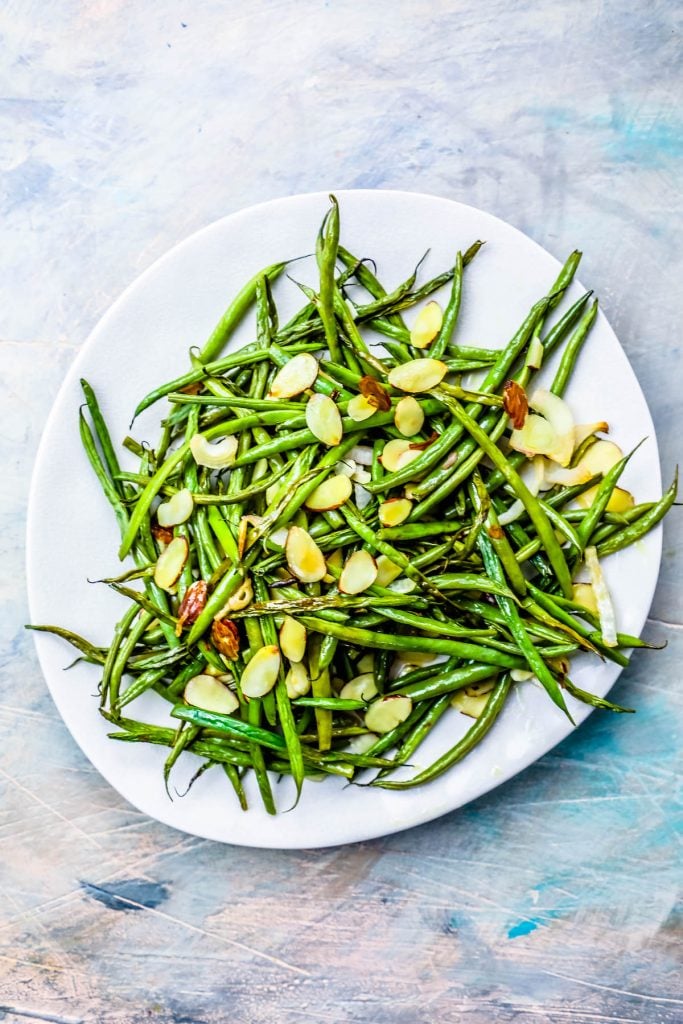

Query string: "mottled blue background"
[1, 2, 681, 1022]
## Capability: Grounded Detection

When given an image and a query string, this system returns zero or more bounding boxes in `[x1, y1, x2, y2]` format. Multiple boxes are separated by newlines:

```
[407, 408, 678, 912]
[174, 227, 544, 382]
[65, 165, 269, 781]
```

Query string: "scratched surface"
[1, 2, 682, 1022]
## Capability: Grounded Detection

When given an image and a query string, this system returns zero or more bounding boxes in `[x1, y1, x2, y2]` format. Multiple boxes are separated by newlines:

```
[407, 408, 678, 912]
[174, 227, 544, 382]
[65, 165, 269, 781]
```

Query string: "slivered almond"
[280, 615, 307, 663]
[339, 549, 378, 594]
[157, 488, 194, 527]
[190, 434, 238, 469]
[340, 673, 378, 701]
[394, 396, 425, 436]
[380, 438, 411, 472]
[304, 473, 352, 511]
[451, 690, 491, 719]
[184, 674, 239, 714]
[285, 661, 310, 699]
[379, 498, 413, 527]
[154, 536, 189, 591]
[241, 645, 281, 698]
[395, 447, 424, 472]
[410, 301, 443, 349]
[305, 393, 343, 446]
[347, 394, 378, 422]
[364, 695, 412, 733]
[375, 555, 402, 587]
[387, 358, 447, 393]
[286, 526, 327, 583]
[268, 353, 319, 399]
[359, 375, 391, 411]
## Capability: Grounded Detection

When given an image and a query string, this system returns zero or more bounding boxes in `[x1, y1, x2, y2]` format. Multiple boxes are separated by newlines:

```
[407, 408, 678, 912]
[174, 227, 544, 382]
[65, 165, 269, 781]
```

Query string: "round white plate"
[27, 190, 662, 848]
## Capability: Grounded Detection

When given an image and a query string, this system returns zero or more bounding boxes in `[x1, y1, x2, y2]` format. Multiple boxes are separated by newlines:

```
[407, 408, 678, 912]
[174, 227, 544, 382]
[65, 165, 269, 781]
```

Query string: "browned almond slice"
[347, 394, 377, 422]
[380, 438, 411, 472]
[378, 497, 413, 527]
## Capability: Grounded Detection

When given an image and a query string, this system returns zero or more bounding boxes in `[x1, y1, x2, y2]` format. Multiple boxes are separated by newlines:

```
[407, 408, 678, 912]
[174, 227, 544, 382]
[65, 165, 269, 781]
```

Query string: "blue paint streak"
[80, 878, 170, 912]
[508, 919, 539, 939]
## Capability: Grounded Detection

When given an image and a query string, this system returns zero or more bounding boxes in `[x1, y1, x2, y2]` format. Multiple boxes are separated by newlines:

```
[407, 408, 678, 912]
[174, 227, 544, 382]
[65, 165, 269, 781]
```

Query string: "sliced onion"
[190, 433, 238, 469]
[580, 439, 623, 477]
[528, 389, 574, 466]
[498, 456, 544, 525]
[584, 545, 617, 647]
[157, 488, 194, 527]
[572, 583, 598, 616]
[574, 421, 609, 446]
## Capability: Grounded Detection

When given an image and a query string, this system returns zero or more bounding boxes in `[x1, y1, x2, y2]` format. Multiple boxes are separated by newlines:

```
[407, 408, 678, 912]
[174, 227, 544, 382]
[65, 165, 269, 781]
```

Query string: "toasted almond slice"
[528, 389, 575, 466]
[576, 484, 634, 513]
[387, 358, 448, 393]
[451, 691, 490, 718]
[154, 536, 189, 591]
[241, 645, 281, 698]
[304, 473, 353, 512]
[285, 661, 311, 699]
[572, 582, 599, 616]
[584, 545, 617, 647]
[347, 394, 377, 422]
[268, 352, 319, 399]
[157, 488, 194, 527]
[574, 421, 609, 446]
[394, 396, 425, 436]
[375, 554, 403, 587]
[345, 732, 379, 754]
[365, 695, 413, 733]
[286, 526, 327, 583]
[339, 549, 378, 594]
[305, 393, 343, 446]
[184, 674, 239, 714]
[340, 673, 378, 701]
[190, 433, 238, 469]
[579, 439, 623, 477]
[380, 438, 411, 472]
[379, 497, 413, 527]
[395, 447, 424, 472]
[410, 301, 443, 349]
[280, 615, 307, 663]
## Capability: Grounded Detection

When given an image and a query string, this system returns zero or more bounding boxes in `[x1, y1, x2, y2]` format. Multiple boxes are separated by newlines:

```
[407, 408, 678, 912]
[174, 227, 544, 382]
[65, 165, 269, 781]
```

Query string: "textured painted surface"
[1, 2, 681, 1022]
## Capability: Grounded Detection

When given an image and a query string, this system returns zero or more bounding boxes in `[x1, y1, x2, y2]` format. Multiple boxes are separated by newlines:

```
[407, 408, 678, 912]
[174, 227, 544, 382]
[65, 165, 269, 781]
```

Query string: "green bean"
[199, 261, 286, 363]
[316, 196, 342, 363]
[429, 251, 463, 360]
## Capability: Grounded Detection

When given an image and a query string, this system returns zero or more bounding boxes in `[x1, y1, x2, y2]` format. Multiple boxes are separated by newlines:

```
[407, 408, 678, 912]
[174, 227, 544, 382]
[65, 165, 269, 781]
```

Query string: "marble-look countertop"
[1, 3, 681, 1022]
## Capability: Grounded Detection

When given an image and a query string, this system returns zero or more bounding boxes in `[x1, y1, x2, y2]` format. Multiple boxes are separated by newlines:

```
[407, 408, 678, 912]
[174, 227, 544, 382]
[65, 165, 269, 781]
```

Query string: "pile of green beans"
[31, 195, 677, 813]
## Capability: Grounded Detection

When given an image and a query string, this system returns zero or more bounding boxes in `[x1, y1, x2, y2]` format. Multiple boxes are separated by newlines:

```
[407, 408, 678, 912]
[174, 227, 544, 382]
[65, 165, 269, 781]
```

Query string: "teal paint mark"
[508, 919, 539, 939]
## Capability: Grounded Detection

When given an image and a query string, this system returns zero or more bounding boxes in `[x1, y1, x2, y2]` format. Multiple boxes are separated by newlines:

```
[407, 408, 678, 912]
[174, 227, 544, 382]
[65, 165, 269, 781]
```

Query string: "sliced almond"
[394, 396, 425, 437]
[285, 661, 311, 699]
[574, 421, 609, 446]
[184, 674, 239, 714]
[378, 497, 413, 527]
[451, 690, 490, 718]
[190, 433, 238, 469]
[347, 394, 378, 422]
[364, 695, 413, 733]
[304, 473, 353, 512]
[280, 615, 307, 663]
[345, 732, 379, 754]
[157, 488, 194, 527]
[576, 484, 634, 513]
[375, 555, 403, 587]
[268, 353, 319, 399]
[286, 526, 327, 583]
[410, 301, 443, 349]
[340, 672, 378, 701]
[241, 645, 281, 698]
[572, 582, 599, 616]
[222, 577, 253, 613]
[579, 439, 623, 477]
[339, 549, 378, 594]
[387, 358, 448, 393]
[395, 447, 424, 473]
[380, 438, 411, 472]
[211, 617, 240, 660]
[305, 393, 343, 446]
[153, 536, 189, 591]
[498, 456, 544, 526]
[175, 579, 208, 635]
[322, 545, 344, 583]
[356, 653, 375, 674]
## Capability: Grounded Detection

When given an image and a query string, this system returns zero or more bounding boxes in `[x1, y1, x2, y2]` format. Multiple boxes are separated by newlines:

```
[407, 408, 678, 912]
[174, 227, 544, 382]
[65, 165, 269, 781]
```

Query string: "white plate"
[27, 190, 663, 849]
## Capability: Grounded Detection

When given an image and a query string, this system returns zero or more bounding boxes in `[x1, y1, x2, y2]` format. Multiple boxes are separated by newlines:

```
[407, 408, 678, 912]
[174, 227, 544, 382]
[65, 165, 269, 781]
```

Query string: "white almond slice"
[241, 645, 281, 698]
[304, 473, 353, 512]
[347, 394, 377, 422]
[285, 661, 311, 699]
[388, 358, 448, 393]
[345, 733, 379, 754]
[184, 674, 239, 714]
[410, 301, 443, 349]
[349, 445, 374, 466]
[576, 484, 635, 513]
[339, 672, 378, 701]
[190, 433, 238, 469]
[579, 439, 623, 477]
[572, 582, 599, 616]
[394, 396, 425, 436]
[528, 389, 575, 466]
[380, 438, 411, 472]
[364, 695, 413, 733]
[375, 555, 403, 587]
[379, 498, 413, 527]
[574, 421, 609, 446]
[451, 690, 490, 719]
[395, 447, 424, 473]
[584, 546, 618, 647]
[305, 393, 343, 446]
[154, 536, 189, 591]
[339, 549, 378, 594]
[510, 669, 535, 682]
[280, 615, 307, 663]
[157, 488, 194, 527]
[268, 353, 319, 399]
[285, 526, 327, 583]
